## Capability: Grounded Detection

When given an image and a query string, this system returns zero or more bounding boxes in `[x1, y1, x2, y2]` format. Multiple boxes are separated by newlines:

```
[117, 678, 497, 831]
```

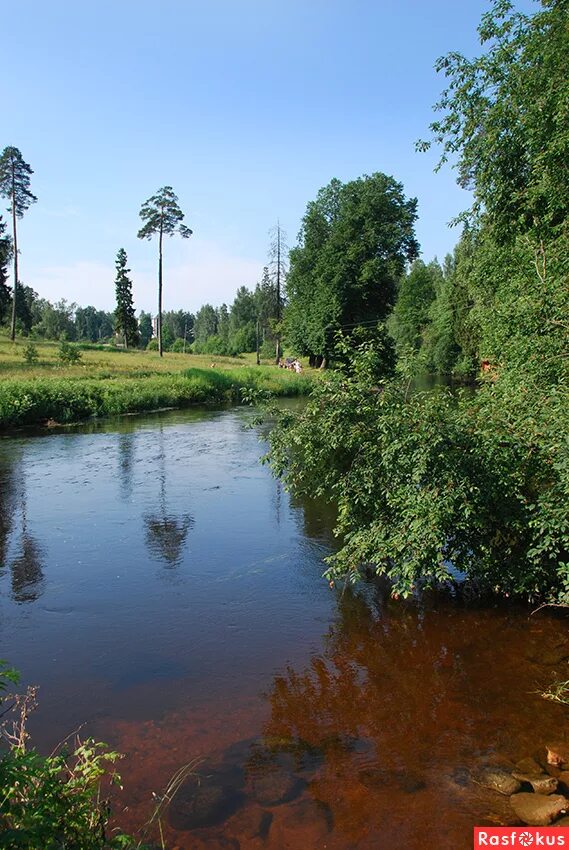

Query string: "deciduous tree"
[138, 311, 153, 348]
[285, 174, 418, 367]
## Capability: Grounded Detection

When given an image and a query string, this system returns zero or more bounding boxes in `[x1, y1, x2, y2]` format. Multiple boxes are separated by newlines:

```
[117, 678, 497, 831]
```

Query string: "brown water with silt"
[0, 406, 567, 849]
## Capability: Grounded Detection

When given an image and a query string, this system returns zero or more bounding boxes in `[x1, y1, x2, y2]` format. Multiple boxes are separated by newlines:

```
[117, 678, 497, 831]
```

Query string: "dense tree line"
[285, 173, 418, 367]
[267, 0, 569, 604]
[191, 267, 281, 358]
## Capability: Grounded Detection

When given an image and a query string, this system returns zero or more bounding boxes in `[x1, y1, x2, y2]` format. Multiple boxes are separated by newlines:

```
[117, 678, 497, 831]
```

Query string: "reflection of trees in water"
[289, 491, 337, 548]
[260, 585, 500, 843]
[0, 450, 19, 569]
[144, 426, 194, 567]
[145, 514, 193, 565]
[11, 531, 44, 603]
[118, 433, 135, 502]
[0, 449, 44, 603]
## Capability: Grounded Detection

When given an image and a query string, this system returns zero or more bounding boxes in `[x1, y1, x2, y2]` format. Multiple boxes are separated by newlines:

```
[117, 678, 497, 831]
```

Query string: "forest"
[266, 0, 569, 604]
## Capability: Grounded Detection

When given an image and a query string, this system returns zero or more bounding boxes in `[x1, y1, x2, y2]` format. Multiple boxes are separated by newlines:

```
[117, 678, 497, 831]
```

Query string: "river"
[0, 405, 567, 849]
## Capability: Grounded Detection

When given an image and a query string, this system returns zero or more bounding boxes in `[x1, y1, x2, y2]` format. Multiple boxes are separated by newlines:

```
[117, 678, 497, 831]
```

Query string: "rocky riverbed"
[478, 743, 569, 826]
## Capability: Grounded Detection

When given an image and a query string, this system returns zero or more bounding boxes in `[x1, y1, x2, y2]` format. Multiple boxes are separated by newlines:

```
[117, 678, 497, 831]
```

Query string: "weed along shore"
[0, 336, 313, 430]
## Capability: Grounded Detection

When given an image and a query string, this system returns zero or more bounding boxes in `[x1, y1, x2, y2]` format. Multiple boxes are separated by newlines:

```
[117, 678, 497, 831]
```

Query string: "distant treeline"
[0, 266, 282, 358]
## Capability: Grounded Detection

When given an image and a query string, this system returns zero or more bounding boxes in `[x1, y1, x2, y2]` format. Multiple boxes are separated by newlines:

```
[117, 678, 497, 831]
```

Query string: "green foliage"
[192, 334, 230, 356]
[33, 298, 77, 341]
[389, 260, 440, 355]
[138, 312, 153, 349]
[193, 292, 261, 356]
[266, 340, 569, 601]
[22, 342, 38, 365]
[230, 322, 256, 355]
[419, 0, 569, 244]
[0, 147, 37, 340]
[0, 366, 313, 429]
[0, 661, 19, 692]
[0, 148, 37, 220]
[170, 337, 188, 353]
[75, 306, 114, 343]
[114, 249, 139, 348]
[162, 309, 193, 345]
[58, 339, 82, 365]
[285, 173, 419, 362]
[137, 185, 193, 357]
[137, 186, 192, 242]
[420, 254, 461, 375]
[193, 304, 218, 347]
[0, 215, 12, 325]
[266, 0, 569, 604]
[145, 338, 159, 351]
[160, 324, 174, 351]
[0, 741, 124, 849]
[0, 665, 153, 850]
[255, 266, 279, 343]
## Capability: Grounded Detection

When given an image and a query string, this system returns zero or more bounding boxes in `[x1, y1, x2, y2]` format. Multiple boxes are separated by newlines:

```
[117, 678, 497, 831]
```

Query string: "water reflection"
[11, 535, 44, 603]
[0, 448, 18, 568]
[143, 425, 194, 566]
[117, 433, 135, 502]
[258, 582, 569, 847]
[0, 448, 44, 603]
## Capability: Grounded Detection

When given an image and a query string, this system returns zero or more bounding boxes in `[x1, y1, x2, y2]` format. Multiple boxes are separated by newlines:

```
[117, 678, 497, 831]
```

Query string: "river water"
[0, 406, 568, 849]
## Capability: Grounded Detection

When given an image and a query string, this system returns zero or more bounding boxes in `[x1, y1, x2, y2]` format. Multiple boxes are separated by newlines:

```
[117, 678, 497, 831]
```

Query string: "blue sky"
[5, 0, 535, 314]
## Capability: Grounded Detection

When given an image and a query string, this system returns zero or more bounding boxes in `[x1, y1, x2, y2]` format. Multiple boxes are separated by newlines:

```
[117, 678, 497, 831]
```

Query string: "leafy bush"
[58, 339, 82, 365]
[0, 663, 153, 849]
[266, 339, 569, 603]
[192, 335, 232, 356]
[22, 343, 39, 365]
[145, 338, 158, 351]
[170, 337, 189, 353]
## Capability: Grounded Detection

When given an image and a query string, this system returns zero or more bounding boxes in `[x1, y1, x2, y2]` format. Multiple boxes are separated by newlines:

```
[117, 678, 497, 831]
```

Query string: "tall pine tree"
[137, 186, 192, 357]
[0, 216, 12, 326]
[0, 147, 37, 340]
[114, 248, 139, 348]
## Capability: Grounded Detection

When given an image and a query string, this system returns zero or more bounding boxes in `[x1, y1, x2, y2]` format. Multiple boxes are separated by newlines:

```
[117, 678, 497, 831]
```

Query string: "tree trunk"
[275, 223, 281, 365]
[10, 169, 18, 342]
[158, 221, 163, 357]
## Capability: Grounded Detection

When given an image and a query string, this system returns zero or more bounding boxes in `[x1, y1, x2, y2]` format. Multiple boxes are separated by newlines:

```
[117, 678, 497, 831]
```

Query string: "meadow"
[0, 335, 314, 430]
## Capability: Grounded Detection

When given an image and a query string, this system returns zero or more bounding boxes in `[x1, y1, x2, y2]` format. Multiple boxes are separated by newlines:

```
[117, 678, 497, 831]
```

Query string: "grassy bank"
[0, 336, 314, 430]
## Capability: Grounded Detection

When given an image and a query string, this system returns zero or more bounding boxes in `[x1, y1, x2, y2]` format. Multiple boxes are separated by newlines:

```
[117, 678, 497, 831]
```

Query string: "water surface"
[0, 406, 567, 849]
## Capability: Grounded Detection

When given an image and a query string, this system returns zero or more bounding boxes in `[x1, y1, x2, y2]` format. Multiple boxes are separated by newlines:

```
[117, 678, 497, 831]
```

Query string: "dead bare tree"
[268, 221, 288, 364]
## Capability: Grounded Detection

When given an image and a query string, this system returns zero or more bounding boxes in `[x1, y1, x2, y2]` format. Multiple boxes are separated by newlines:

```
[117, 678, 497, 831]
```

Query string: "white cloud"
[27, 240, 263, 314]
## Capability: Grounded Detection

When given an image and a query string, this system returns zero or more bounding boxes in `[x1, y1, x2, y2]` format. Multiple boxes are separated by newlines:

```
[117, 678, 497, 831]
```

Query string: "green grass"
[0, 335, 314, 430]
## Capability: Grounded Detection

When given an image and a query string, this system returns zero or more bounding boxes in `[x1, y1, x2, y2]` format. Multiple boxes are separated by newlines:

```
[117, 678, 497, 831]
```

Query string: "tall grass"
[0, 335, 269, 379]
[0, 367, 314, 430]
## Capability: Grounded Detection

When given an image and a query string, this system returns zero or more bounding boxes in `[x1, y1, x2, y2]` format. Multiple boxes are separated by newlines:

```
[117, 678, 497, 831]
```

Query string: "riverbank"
[0, 337, 314, 430]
